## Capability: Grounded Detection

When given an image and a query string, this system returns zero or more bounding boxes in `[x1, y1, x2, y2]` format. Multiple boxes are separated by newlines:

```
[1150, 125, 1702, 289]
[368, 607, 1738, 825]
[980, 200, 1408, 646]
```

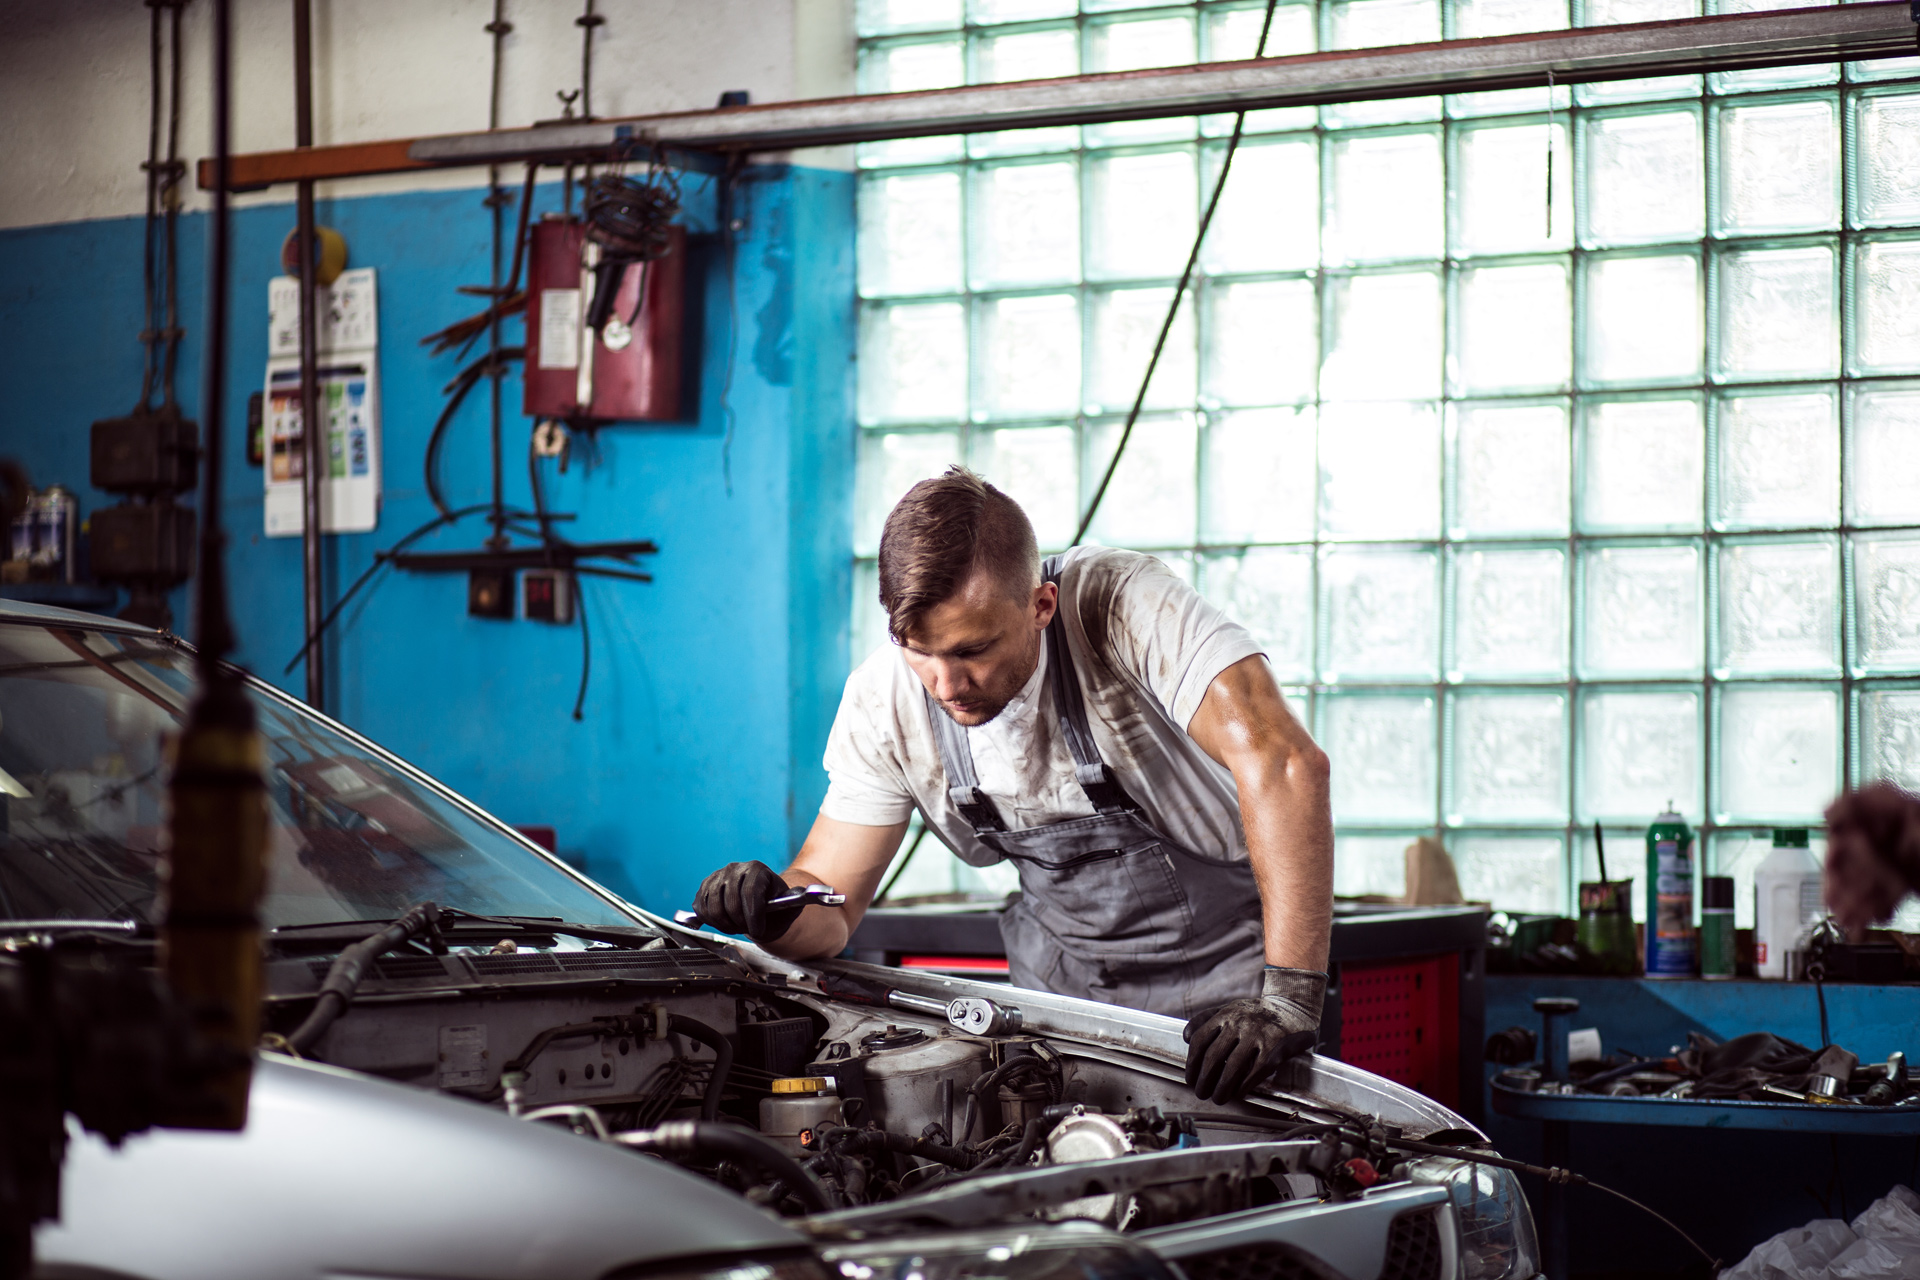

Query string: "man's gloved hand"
[693, 861, 804, 940]
[1183, 966, 1327, 1104]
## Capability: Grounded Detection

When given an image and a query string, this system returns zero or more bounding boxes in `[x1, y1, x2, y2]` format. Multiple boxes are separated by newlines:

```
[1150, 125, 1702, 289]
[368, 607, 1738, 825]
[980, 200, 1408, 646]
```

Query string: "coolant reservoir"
[856, 1026, 990, 1133]
[758, 1077, 841, 1155]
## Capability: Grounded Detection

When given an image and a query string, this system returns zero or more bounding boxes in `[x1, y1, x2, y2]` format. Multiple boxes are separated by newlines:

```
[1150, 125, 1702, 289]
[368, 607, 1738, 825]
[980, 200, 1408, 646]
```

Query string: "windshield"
[0, 620, 643, 931]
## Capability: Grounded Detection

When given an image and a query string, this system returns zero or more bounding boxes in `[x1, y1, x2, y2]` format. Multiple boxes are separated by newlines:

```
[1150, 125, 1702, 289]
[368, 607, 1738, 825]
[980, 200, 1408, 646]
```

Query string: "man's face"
[899, 568, 1057, 727]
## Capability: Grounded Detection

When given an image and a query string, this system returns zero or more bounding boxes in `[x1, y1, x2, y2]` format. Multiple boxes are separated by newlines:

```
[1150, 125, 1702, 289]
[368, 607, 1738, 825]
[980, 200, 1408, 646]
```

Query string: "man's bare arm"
[760, 814, 912, 961]
[1185, 654, 1333, 972]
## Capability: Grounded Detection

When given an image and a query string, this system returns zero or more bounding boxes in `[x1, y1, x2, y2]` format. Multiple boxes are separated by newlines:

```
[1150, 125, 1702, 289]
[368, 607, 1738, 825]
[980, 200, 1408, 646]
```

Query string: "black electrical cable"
[160, 0, 184, 406]
[424, 347, 525, 518]
[875, 822, 931, 905]
[137, 0, 186, 411]
[197, 0, 238, 670]
[1072, 0, 1281, 546]
[576, 0, 602, 121]
[571, 575, 592, 722]
[282, 502, 529, 675]
[138, 0, 162, 409]
[484, 0, 512, 551]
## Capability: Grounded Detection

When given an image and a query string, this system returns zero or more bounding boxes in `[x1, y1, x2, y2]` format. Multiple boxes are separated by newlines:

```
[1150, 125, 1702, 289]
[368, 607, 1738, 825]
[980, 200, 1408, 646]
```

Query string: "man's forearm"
[759, 867, 854, 961]
[1240, 749, 1334, 972]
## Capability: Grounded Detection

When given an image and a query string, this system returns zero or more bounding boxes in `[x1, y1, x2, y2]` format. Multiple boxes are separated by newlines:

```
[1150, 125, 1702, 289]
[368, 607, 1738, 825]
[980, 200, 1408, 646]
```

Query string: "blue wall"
[0, 163, 856, 914]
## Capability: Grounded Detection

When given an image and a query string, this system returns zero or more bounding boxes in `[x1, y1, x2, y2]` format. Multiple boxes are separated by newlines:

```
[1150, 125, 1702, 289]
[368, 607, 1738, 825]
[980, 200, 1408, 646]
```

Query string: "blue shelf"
[1492, 1079, 1920, 1134]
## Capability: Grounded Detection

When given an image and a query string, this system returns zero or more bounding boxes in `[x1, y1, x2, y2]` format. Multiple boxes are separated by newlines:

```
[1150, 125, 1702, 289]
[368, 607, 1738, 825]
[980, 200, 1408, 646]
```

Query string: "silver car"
[5, 602, 1537, 1280]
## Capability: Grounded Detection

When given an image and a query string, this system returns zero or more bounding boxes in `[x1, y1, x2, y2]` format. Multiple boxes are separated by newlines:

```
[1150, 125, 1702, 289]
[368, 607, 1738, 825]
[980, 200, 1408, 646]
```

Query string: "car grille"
[1173, 1210, 1444, 1280]
[306, 955, 448, 982]
[1381, 1210, 1445, 1280]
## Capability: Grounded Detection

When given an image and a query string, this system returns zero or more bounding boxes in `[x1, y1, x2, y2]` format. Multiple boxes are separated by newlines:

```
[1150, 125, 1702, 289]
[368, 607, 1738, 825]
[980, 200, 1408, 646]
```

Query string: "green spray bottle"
[1645, 805, 1696, 978]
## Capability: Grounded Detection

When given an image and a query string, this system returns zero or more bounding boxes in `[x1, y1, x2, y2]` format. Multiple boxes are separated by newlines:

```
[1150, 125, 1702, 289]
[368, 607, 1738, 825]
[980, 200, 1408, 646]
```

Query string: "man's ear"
[1032, 580, 1059, 630]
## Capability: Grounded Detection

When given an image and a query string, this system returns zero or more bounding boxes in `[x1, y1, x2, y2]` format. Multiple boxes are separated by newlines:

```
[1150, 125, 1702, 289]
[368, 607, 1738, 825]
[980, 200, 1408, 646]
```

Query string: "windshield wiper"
[0, 920, 145, 939]
[268, 908, 660, 952]
[438, 908, 662, 949]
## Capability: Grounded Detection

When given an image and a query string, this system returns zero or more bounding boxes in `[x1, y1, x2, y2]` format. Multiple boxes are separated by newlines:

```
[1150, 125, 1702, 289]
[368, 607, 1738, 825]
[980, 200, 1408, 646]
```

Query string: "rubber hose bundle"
[584, 174, 678, 259]
[619, 1120, 830, 1214]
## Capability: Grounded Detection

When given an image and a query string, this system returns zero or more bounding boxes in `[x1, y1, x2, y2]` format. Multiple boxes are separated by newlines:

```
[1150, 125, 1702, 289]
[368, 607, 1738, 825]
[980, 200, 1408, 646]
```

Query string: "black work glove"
[1183, 967, 1327, 1104]
[693, 861, 803, 940]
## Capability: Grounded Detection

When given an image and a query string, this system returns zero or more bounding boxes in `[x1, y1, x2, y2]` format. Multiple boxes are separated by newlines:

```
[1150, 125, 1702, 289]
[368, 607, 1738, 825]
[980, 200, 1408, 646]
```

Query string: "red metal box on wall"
[522, 218, 684, 422]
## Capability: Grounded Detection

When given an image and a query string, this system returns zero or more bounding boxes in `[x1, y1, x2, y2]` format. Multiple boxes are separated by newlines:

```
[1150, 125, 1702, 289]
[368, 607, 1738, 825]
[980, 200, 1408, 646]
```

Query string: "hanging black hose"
[1073, 0, 1282, 545]
[666, 1014, 732, 1123]
[423, 347, 525, 518]
[284, 902, 440, 1055]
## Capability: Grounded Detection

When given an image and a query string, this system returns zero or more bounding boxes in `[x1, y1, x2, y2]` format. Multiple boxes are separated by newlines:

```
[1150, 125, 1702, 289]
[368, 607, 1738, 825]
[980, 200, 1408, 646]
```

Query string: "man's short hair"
[878, 467, 1040, 643]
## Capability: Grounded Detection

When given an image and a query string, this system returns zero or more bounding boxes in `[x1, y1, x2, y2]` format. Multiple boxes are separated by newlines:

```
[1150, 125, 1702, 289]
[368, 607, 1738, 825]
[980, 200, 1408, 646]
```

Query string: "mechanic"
[695, 468, 1334, 1104]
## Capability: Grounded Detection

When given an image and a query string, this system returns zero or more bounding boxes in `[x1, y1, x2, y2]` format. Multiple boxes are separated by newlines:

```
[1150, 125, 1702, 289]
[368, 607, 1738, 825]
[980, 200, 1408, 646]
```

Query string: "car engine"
[258, 922, 1539, 1280]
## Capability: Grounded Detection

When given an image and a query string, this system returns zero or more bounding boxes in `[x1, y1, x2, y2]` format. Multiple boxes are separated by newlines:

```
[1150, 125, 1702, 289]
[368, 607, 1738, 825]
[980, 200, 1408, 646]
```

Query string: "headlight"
[1407, 1157, 1540, 1280]
[819, 1223, 1178, 1280]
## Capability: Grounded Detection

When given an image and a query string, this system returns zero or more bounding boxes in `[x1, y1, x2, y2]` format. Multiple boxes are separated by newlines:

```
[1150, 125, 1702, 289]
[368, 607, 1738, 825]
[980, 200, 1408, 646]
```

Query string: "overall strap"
[1042, 555, 1142, 816]
[922, 687, 1007, 834]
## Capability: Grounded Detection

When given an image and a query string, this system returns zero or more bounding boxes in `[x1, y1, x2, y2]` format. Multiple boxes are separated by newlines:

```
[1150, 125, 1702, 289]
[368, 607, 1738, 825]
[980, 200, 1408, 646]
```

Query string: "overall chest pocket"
[995, 818, 1194, 952]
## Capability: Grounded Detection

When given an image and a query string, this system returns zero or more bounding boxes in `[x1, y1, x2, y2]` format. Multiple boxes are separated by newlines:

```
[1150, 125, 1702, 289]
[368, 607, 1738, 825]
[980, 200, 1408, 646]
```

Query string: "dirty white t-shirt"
[821, 547, 1265, 867]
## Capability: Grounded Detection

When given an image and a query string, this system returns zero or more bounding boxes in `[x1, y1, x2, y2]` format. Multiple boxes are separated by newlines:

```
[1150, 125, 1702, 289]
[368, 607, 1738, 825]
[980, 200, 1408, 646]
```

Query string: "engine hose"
[618, 1120, 830, 1215]
[286, 901, 438, 1054]
[667, 1014, 732, 1123]
[813, 1124, 976, 1170]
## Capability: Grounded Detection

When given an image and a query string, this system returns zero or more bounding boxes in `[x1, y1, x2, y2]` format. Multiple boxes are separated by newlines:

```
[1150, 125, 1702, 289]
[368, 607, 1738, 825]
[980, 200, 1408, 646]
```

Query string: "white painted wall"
[0, 0, 854, 231]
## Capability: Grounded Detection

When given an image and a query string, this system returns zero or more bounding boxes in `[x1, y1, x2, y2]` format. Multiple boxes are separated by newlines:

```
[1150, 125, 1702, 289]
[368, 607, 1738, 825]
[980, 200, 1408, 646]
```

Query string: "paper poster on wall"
[267, 268, 379, 357]
[262, 355, 380, 536]
[264, 267, 380, 537]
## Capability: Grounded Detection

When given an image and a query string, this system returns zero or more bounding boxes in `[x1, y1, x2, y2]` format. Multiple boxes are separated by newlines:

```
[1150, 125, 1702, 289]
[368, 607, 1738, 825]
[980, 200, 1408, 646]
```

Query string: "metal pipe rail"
[199, 2, 1916, 191]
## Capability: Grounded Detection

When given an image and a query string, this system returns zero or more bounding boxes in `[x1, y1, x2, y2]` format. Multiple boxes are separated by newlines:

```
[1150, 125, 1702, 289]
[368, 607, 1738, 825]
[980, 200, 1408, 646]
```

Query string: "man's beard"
[933, 639, 1041, 728]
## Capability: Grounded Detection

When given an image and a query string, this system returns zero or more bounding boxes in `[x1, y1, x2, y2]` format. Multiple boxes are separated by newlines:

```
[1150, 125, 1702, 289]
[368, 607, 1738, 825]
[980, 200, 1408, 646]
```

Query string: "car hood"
[36, 1053, 805, 1280]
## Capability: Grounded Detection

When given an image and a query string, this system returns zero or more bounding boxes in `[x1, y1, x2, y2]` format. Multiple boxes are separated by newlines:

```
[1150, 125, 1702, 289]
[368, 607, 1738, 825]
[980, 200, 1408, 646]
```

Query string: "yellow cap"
[771, 1076, 827, 1094]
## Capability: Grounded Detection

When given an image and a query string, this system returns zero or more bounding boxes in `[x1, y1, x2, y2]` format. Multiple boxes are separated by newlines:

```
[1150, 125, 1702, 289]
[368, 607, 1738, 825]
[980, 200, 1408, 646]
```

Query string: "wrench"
[673, 883, 846, 929]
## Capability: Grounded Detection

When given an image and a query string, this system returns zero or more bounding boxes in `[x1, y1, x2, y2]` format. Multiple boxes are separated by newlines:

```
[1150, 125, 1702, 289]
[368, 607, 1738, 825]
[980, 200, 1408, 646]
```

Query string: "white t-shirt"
[821, 547, 1265, 868]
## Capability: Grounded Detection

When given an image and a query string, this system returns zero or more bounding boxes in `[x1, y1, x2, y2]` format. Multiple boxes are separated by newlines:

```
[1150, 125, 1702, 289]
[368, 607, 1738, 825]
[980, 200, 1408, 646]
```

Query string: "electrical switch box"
[91, 501, 195, 583]
[522, 218, 684, 423]
[523, 569, 573, 624]
[91, 408, 199, 496]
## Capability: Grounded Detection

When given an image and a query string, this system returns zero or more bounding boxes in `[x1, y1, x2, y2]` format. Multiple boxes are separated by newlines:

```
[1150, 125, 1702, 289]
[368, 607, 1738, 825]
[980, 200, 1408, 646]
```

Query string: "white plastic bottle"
[1755, 827, 1823, 980]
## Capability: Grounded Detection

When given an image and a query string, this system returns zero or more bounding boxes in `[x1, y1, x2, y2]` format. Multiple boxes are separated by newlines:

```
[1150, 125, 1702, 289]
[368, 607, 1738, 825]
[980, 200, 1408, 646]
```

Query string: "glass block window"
[851, 0, 1920, 920]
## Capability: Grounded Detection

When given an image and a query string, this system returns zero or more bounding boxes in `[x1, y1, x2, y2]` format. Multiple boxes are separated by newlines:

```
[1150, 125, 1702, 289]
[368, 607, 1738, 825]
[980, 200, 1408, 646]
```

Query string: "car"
[5, 601, 1538, 1280]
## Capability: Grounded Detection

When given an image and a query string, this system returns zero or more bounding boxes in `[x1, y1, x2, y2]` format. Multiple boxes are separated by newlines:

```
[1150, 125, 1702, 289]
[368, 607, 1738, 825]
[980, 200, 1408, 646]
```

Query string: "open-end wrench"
[672, 883, 846, 930]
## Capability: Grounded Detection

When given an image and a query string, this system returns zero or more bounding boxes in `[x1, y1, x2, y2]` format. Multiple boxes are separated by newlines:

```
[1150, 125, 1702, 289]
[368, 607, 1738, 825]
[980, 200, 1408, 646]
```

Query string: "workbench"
[1484, 975, 1920, 1275]
[849, 901, 1487, 1119]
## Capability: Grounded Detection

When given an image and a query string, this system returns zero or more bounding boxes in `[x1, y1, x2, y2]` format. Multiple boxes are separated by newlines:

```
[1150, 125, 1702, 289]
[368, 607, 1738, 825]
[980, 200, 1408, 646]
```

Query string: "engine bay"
[259, 928, 1494, 1242]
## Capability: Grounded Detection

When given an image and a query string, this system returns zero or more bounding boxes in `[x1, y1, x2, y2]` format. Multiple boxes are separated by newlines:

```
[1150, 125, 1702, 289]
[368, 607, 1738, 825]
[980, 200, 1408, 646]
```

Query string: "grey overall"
[922, 557, 1266, 1019]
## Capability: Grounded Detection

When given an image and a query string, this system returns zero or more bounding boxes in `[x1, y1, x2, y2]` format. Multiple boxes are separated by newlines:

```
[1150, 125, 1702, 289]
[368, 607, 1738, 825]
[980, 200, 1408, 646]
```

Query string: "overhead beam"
[200, 1, 1917, 191]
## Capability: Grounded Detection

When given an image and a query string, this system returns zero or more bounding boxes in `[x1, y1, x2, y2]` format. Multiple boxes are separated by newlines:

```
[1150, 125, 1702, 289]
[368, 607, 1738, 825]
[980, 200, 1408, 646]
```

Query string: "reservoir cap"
[771, 1076, 828, 1094]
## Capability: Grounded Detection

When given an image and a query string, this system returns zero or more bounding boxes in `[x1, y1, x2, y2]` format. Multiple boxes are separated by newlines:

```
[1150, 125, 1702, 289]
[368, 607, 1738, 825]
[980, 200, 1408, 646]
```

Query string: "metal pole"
[294, 0, 324, 711]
